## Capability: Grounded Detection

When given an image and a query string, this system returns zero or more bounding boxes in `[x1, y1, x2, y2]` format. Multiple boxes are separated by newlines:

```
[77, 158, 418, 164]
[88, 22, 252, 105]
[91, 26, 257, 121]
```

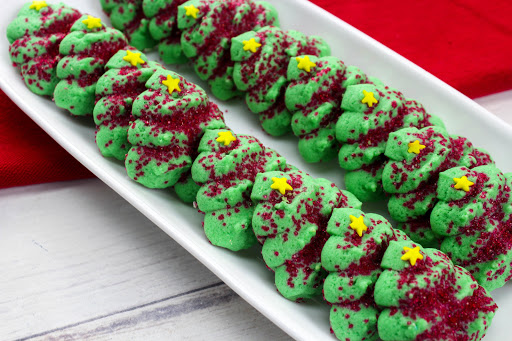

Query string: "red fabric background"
[309, 0, 512, 99]
[0, 91, 94, 188]
[1, 0, 511, 189]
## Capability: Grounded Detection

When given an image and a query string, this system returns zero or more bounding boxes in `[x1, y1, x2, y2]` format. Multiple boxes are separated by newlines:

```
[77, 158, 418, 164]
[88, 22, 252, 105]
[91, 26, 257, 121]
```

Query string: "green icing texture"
[7, 2, 81, 96]
[142, 0, 189, 64]
[100, 0, 157, 51]
[191, 130, 289, 251]
[251, 170, 361, 301]
[177, 0, 279, 100]
[94, 48, 162, 160]
[337, 84, 441, 171]
[344, 163, 385, 203]
[431, 165, 512, 291]
[54, 14, 128, 116]
[285, 56, 369, 163]
[174, 173, 201, 203]
[338, 84, 445, 203]
[322, 208, 404, 341]
[375, 240, 497, 341]
[231, 26, 330, 136]
[126, 69, 225, 188]
[383, 126, 493, 224]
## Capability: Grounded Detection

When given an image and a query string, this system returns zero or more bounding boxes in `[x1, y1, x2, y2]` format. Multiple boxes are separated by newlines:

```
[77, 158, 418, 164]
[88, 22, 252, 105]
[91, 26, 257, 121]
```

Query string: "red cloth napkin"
[309, 0, 512, 99]
[0, 90, 93, 188]
[1, 0, 511, 189]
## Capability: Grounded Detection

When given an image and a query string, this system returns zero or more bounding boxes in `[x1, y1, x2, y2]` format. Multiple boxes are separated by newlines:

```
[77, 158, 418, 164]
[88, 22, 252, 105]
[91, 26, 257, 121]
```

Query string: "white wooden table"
[1, 90, 511, 341]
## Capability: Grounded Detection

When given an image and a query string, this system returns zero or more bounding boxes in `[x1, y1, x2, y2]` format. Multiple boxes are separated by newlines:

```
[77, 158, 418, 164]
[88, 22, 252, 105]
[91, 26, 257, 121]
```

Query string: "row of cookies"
[7, 2, 227, 201]
[98, 0, 512, 293]
[190, 128, 498, 340]
[6, 2, 509, 340]
[97, 0, 444, 168]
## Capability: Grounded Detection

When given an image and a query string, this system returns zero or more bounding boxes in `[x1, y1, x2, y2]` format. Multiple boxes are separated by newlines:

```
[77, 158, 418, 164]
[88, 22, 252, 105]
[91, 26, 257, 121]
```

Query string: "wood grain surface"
[0, 180, 291, 341]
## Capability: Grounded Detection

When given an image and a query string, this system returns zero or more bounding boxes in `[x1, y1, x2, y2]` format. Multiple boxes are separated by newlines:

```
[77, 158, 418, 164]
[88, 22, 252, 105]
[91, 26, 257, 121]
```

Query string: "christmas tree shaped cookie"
[375, 240, 497, 340]
[100, 0, 157, 51]
[431, 164, 512, 291]
[54, 14, 128, 116]
[191, 130, 289, 251]
[126, 69, 225, 190]
[337, 84, 443, 170]
[285, 56, 369, 163]
[7, 1, 81, 96]
[143, 0, 189, 64]
[177, 0, 279, 100]
[338, 84, 444, 202]
[322, 208, 404, 341]
[231, 26, 330, 136]
[382, 126, 493, 245]
[251, 170, 361, 301]
[94, 48, 162, 160]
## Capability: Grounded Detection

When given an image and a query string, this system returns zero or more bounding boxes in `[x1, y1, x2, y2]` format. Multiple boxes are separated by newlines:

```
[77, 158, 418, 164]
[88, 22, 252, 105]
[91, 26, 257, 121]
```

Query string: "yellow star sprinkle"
[184, 4, 200, 19]
[349, 215, 368, 237]
[401, 246, 424, 266]
[408, 140, 426, 154]
[162, 75, 181, 94]
[453, 176, 474, 192]
[361, 90, 378, 107]
[122, 50, 145, 67]
[216, 131, 236, 146]
[242, 38, 262, 53]
[29, 1, 48, 11]
[82, 15, 102, 30]
[271, 177, 293, 195]
[296, 56, 316, 73]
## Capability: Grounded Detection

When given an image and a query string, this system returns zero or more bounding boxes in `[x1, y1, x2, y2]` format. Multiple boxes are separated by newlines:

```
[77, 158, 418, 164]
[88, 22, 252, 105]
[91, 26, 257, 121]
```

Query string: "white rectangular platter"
[1, 0, 511, 340]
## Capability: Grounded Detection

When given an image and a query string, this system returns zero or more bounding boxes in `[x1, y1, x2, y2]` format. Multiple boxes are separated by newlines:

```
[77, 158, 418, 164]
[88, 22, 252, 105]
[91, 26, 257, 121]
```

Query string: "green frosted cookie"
[337, 84, 443, 171]
[251, 170, 361, 301]
[431, 165, 512, 291]
[100, 0, 157, 51]
[94, 48, 162, 160]
[344, 162, 386, 202]
[322, 208, 401, 341]
[7, 2, 81, 96]
[231, 26, 330, 136]
[337, 84, 445, 202]
[54, 14, 128, 116]
[191, 129, 289, 251]
[126, 69, 225, 188]
[383, 126, 493, 223]
[397, 217, 442, 249]
[177, 0, 279, 100]
[142, 0, 189, 64]
[174, 173, 201, 203]
[285, 56, 369, 163]
[375, 240, 497, 341]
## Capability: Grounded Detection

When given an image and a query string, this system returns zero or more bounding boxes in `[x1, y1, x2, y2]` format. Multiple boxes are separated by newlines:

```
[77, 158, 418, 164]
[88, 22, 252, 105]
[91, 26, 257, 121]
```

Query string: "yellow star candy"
[242, 38, 262, 53]
[361, 90, 378, 107]
[29, 1, 48, 11]
[408, 140, 426, 154]
[216, 131, 236, 146]
[453, 176, 474, 192]
[123, 50, 145, 67]
[349, 215, 368, 237]
[82, 15, 102, 30]
[271, 177, 293, 195]
[296, 56, 316, 73]
[184, 4, 200, 19]
[401, 246, 424, 266]
[162, 75, 181, 94]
